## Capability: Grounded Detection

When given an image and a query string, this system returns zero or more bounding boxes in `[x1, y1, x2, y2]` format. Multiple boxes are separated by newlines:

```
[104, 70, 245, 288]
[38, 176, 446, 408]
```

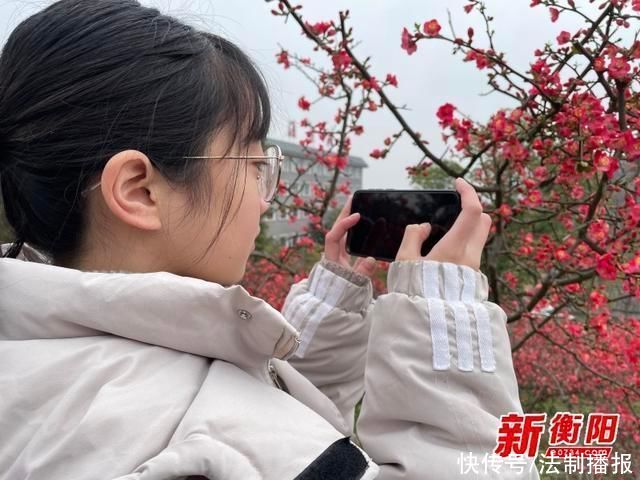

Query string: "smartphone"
[346, 189, 461, 262]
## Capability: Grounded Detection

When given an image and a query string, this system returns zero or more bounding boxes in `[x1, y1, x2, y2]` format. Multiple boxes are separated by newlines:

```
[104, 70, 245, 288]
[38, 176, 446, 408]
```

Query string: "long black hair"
[0, 0, 270, 262]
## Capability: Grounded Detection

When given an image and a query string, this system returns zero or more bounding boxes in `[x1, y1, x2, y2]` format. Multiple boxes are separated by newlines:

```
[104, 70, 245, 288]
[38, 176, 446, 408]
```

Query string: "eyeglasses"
[81, 144, 284, 203]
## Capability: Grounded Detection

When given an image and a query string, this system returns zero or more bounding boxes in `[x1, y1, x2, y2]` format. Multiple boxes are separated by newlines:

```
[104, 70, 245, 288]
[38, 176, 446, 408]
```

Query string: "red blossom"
[489, 111, 516, 140]
[423, 19, 441, 37]
[555, 248, 570, 262]
[570, 185, 584, 200]
[589, 290, 609, 309]
[319, 84, 335, 96]
[556, 31, 571, 45]
[590, 310, 610, 334]
[323, 154, 347, 170]
[306, 21, 332, 36]
[565, 283, 581, 293]
[309, 214, 322, 224]
[386, 73, 398, 87]
[504, 271, 518, 289]
[296, 237, 314, 248]
[518, 245, 533, 256]
[464, 50, 491, 69]
[593, 56, 606, 72]
[596, 253, 617, 280]
[331, 50, 351, 70]
[464, 3, 474, 13]
[401, 27, 417, 55]
[276, 50, 290, 69]
[369, 149, 384, 159]
[361, 77, 381, 91]
[630, 202, 640, 223]
[526, 189, 543, 207]
[565, 322, 584, 337]
[436, 103, 456, 127]
[607, 55, 631, 80]
[588, 219, 610, 243]
[497, 204, 513, 218]
[533, 165, 547, 180]
[593, 151, 619, 178]
[297, 96, 311, 111]
[549, 7, 559, 22]
[311, 183, 325, 197]
[622, 254, 640, 274]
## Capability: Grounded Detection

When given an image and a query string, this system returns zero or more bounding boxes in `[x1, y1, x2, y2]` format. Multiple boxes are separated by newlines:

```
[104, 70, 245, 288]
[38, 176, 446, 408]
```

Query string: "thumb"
[353, 256, 377, 278]
[396, 223, 431, 261]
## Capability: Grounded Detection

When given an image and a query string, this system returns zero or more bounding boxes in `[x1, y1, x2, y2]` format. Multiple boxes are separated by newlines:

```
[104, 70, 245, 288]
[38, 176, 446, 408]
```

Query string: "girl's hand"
[395, 178, 492, 271]
[324, 195, 378, 279]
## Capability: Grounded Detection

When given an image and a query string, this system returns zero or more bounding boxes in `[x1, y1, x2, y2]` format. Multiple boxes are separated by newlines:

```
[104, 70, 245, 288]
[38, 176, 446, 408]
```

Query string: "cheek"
[224, 175, 262, 236]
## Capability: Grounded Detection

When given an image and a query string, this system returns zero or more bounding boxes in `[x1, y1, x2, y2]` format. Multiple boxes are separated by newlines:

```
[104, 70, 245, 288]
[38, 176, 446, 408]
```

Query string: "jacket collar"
[0, 244, 300, 369]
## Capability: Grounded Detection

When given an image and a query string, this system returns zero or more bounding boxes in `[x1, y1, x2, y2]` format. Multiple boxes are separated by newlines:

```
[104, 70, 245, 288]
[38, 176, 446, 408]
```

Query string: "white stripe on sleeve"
[472, 303, 496, 372]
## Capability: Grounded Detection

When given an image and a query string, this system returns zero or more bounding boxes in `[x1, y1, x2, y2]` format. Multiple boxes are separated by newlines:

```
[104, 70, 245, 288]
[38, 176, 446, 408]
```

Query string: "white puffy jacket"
[0, 244, 537, 479]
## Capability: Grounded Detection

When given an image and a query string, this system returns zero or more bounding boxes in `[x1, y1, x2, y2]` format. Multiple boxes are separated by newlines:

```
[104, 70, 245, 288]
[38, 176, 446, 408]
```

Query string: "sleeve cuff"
[318, 254, 371, 287]
[387, 260, 499, 373]
[305, 256, 373, 313]
[388, 260, 489, 303]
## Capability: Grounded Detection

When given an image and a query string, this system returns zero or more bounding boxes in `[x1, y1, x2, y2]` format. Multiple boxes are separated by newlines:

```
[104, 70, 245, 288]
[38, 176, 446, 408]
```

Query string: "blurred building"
[265, 138, 367, 246]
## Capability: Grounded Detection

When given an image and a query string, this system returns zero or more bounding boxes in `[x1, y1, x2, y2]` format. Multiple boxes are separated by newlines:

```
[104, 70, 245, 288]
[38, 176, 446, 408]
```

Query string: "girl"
[0, 1, 537, 479]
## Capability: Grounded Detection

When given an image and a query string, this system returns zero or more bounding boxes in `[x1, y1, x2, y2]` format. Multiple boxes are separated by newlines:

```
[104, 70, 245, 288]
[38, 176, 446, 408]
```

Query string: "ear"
[99, 150, 163, 231]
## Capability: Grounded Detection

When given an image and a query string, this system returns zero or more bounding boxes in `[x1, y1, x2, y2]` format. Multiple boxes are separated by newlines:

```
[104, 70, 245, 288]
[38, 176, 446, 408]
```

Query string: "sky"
[0, 0, 596, 189]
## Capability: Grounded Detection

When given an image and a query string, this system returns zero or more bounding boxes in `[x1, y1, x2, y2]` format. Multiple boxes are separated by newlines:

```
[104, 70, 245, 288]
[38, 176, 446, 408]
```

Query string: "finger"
[353, 256, 377, 279]
[444, 177, 484, 242]
[466, 213, 492, 261]
[339, 232, 347, 251]
[333, 194, 354, 225]
[457, 177, 482, 209]
[326, 195, 357, 246]
[338, 234, 351, 265]
[325, 212, 360, 262]
[396, 223, 431, 261]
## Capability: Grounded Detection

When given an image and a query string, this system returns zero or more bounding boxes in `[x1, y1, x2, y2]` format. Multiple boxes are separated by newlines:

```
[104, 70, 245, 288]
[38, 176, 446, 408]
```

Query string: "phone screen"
[346, 189, 461, 262]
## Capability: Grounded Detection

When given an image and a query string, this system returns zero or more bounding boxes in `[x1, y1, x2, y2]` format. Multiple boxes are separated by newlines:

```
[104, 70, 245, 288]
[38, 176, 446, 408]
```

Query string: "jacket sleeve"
[354, 259, 539, 480]
[281, 254, 373, 433]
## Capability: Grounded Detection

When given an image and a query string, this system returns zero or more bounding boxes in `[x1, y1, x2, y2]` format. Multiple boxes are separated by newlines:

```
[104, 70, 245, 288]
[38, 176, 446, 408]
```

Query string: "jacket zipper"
[286, 333, 301, 359]
[265, 331, 298, 393]
[267, 360, 290, 394]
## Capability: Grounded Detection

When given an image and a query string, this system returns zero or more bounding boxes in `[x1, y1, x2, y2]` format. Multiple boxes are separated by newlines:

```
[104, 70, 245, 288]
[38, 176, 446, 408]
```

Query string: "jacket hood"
[0, 243, 301, 369]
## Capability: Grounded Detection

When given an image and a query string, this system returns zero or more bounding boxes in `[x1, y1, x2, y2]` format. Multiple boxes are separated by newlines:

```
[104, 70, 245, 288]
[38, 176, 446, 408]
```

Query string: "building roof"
[268, 137, 368, 168]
